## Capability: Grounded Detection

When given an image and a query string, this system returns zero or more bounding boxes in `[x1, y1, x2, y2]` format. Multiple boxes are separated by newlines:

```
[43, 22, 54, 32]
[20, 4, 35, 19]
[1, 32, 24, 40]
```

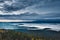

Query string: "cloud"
[0, 0, 41, 12]
[0, 0, 60, 13]
[0, 0, 60, 20]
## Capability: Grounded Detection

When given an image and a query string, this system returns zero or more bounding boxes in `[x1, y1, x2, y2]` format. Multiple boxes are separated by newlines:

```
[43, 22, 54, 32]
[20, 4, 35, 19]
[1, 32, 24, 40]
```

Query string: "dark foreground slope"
[0, 29, 60, 40]
[0, 29, 44, 40]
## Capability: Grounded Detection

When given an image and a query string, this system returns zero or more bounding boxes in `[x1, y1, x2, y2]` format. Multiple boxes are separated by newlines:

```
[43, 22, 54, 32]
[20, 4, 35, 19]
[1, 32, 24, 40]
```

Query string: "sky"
[0, 0, 60, 31]
[0, 0, 60, 20]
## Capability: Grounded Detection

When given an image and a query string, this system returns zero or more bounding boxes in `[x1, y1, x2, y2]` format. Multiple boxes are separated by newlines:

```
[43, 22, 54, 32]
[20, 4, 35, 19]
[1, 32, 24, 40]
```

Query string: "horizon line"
[0, 19, 33, 22]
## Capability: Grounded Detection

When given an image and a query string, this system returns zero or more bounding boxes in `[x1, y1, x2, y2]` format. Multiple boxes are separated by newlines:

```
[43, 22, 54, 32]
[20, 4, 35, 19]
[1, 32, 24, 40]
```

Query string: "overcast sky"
[0, 0, 60, 19]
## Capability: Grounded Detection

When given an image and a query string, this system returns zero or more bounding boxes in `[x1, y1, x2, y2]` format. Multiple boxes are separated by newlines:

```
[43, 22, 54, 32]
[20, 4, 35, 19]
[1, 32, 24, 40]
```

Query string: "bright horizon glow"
[0, 19, 34, 22]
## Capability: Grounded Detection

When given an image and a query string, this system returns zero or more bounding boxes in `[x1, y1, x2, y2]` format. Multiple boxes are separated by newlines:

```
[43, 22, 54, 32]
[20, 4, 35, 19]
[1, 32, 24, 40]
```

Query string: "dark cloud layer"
[0, 0, 60, 12]
[0, 0, 60, 20]
[0, 0, 41, 12]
